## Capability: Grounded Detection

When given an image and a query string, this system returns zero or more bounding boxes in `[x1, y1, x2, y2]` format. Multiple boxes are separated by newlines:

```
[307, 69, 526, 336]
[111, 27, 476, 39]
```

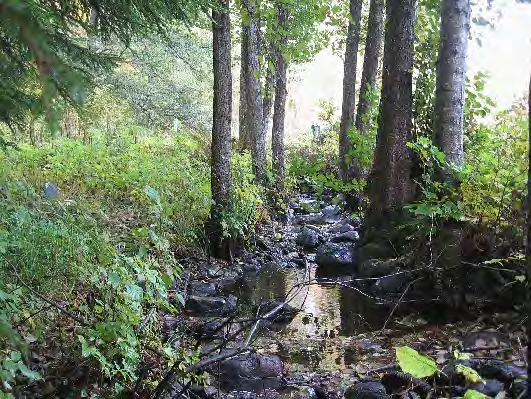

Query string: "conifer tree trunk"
[355, 0, 384, 140]
[242, 0, 266, 184]
[271, 4, 288, 190]
[210, 0, 233, 260]
[366, 0, 415, 218]
[433, 0, 471, 167]
[339, 0, 363, 182]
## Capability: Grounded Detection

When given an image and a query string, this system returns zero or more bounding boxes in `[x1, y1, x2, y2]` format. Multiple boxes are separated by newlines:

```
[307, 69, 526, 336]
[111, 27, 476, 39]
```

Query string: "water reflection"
[242, 265, 387, 339]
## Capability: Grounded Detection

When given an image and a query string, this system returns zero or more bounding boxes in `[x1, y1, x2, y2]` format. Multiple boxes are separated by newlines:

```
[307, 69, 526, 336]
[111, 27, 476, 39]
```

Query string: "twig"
[381, 277, 421, 331]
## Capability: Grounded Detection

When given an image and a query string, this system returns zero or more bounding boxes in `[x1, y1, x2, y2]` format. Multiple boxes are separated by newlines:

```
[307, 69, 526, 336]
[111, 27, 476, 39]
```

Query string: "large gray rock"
[294, 214, 327, 226]
[189, 281, 217, 296]
[321, 205, 341, 223]
[328, 223, 355, 234]
[330, 230, 360, 243]
[345, 381, 389, 399]
[213, 352, 284, 392]
[186, 295, 237, 316]
[295, 228, 322, 249]
[315, 243, 355, 269]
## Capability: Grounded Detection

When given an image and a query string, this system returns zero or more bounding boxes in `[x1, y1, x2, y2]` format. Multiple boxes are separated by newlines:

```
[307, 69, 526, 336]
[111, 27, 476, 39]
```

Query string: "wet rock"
[214, 352, 284, 392]
[196, 318, 234, 338]
[321, 205, 341, 223]
[190, 384, 218, 398]
[225, 389, 280, 399]
[186, 295, 237, 316]
[373, 273, 410, 294]
[290, 257, 306, 268]
[189, 281, 217, 296]
[345, 381, 389, 399]
[357, 258, 403, 278]
[469, 379, 505, 397]
[328, 223, 355, 234]
[330, 230, 360, 243]
[315, 243, 356, 269]
[258, 301, 299, 323]
[381, 371, 431, 395]
[461, 331, 511, 350]
[357, 242, 395, 261]
[296, 228, 322, 249]
[479, 360, 526, 382]
[294, 214, 328, 226]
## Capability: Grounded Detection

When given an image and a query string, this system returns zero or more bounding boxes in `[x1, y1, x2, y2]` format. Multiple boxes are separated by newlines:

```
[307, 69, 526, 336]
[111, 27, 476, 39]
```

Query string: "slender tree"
[271, 4, 288, 190]
[242, 0, 266, 184]
[239, 30, 251, 150]
[366, 0, 416, 218]
[527, 72, 530, 276]
[262, 54, 276, 139]
[210, 0, 233, 259]
[339, 0, 364, 182]
[433, 0, 471, 168]
[355, 0, 384, 139]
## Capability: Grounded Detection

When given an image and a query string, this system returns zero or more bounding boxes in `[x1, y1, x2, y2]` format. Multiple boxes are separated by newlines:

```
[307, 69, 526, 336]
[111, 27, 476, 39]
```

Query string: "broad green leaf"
[395, 346, 438, 378]
[464, 390, 488, 399]
[456, 365, 484, 383]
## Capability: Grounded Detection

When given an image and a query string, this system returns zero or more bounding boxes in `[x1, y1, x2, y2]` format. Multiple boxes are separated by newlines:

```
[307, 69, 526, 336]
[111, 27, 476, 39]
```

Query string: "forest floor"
[170, 193, 528, 399]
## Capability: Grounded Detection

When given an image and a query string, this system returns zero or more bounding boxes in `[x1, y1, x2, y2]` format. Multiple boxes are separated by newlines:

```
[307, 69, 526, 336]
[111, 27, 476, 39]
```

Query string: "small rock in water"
[469, 379, 505, 397]
[328, 223, 355, 234]
[315, 242, 356, 269]
[321, 205, 341, 223]
[295, 227, 322, 249]
[258, 300, 299, 323]
[330, 230, 360, 243]
[43, 182, 59, 199]
[186, 295, 237, 316]
[345, 381, 390, 399]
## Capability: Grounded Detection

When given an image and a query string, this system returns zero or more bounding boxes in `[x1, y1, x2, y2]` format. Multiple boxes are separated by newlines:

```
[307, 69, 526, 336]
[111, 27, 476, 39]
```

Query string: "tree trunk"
[527, 72, 530, 278]
[210, 0, 233, 260]
[239, 25, 250, 150]
[433, 0, 470, 168]
[242, 0, 266, 184]
[262, 55, 276, 139]
[271, 4, 288, 190]
[355, 0, 384, 140]
[366, 0, 416, 219]
[339, 0, 363, 182]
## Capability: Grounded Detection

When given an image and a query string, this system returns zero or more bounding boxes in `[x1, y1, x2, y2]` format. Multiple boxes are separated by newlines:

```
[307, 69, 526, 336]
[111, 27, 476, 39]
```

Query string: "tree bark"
[210, 0, 233, 260]
[239, 24, 251, 150]
[271, 4, 288, 190]
[242, 0, 266, 185]
[527, 72, 530, 280]
[262, 55, 276, 139]
[433, 0, 470, 168]
[366, 0, 416, 218]
[355, 0, 384, 139]
[339, 0, 363, 182]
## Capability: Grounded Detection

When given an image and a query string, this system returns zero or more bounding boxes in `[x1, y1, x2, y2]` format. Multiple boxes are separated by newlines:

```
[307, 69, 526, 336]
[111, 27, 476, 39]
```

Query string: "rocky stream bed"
[166, 195, 528, 399]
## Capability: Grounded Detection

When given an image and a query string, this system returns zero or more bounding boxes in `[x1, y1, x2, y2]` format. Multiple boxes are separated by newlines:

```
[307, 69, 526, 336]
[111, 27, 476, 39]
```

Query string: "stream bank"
[168, 193, 527, 398]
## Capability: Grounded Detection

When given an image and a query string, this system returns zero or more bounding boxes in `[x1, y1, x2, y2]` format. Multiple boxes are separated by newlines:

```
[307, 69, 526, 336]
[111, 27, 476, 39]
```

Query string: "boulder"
[321, 205, 341, 223]
[213, 352, 284, 392]
[345, 381, 389, 399]
[186, 295, 237, 316]
[258, 301, 299, 323]
[296, 228, 322, 249]
[294, 214, 328, 226]
[315, 243, 356, 269]
[328, 223, 355, 234]
[330, 230, 360, 243]
[189, 281, 217, 297]
[479, 360, 526, 382]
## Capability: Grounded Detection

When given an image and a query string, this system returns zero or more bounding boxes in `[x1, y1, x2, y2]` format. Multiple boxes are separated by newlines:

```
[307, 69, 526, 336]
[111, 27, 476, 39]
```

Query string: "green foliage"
[456, 364, 484, 384]
[463, 390, 489, 399]
[0, 0, 212, 128]
[395, 346, 438, 379]
[406, 136, 465, 222]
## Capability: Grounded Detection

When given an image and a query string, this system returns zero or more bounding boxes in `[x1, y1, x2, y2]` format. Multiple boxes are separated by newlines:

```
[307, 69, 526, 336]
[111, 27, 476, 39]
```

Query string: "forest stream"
[172, 194, 528, 399]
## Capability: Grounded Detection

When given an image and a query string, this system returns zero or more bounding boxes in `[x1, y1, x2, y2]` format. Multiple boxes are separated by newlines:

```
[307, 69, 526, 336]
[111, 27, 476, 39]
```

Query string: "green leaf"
[456, 364, 484, 384]
[463, 389, 489, 399]
[174, 293, 185, 306]
[17, 362, 42, 381]
[395, 346, 438, 378]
